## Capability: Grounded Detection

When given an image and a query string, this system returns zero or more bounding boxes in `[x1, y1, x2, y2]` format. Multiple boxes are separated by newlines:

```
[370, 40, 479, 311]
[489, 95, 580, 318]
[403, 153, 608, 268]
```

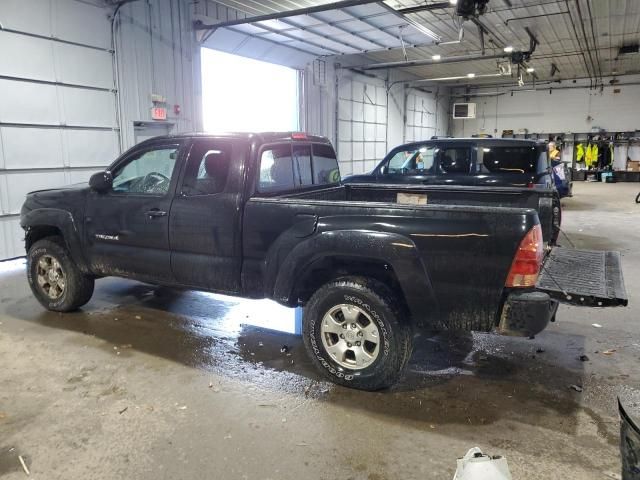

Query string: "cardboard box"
[628, 160, 640, 172]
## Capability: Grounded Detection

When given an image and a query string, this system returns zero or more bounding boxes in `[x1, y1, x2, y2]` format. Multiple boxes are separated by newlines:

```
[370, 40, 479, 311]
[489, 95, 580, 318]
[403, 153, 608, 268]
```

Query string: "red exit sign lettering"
[151, 107, 167, 120]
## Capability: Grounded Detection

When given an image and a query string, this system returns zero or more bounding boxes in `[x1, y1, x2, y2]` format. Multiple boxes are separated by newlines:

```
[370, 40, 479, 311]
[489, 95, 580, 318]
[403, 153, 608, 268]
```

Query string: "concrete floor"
[1, 182, 639, 480]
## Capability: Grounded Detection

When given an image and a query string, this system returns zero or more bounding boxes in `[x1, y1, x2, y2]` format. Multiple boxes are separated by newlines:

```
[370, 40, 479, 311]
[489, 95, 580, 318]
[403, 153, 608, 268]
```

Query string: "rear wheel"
[27, 237, 94, 312]
[302, 277, 412, 391]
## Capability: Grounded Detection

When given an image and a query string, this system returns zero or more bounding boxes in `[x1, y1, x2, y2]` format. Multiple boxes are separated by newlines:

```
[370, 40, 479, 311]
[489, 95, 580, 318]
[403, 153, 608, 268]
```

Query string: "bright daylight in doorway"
[201, 48, 299, 133]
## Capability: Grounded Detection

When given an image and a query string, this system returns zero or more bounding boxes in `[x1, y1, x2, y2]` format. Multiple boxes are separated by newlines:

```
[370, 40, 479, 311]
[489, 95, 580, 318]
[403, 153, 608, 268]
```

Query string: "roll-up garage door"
[336, 74, 388, 176]
[0, 0, 119, 260]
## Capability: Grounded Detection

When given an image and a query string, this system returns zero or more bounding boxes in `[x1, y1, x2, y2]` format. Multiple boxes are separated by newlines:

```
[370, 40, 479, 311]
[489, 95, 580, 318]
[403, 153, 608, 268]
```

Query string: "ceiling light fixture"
[449, 0, 458, 4]
[503, 46, 514, 53]
[526, 67, 535, 73]
[467, 73, 476, 78]
[432, 54, 442, 60]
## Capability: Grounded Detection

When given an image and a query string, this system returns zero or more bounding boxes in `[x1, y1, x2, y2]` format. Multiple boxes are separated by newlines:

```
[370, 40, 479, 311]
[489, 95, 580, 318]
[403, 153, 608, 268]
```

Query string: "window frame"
[107, 141, 183, 198]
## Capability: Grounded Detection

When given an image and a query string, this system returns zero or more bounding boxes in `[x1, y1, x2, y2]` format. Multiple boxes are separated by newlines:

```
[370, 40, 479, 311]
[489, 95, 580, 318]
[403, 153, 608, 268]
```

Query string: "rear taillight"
[505, 224, 544, 287]
[527, 182, 535, 188]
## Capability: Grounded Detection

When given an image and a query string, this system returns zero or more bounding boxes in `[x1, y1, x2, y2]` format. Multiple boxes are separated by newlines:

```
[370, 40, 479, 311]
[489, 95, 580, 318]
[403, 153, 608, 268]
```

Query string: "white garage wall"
[0, 0, 118, 259]
[0, 0, 201, 260]
[115, 0, 201, 149]
[404, 88, 449, 143]
[451, 75, 640, 137]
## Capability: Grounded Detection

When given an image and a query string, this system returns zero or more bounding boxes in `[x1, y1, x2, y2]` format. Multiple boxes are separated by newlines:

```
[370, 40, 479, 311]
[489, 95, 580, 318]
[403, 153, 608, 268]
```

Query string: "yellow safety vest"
[576, 144, 585, 162]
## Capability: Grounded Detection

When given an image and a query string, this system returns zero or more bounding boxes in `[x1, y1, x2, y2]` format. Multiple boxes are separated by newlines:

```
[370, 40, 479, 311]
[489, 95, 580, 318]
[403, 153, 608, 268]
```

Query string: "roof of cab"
[137, 131, 331, 144]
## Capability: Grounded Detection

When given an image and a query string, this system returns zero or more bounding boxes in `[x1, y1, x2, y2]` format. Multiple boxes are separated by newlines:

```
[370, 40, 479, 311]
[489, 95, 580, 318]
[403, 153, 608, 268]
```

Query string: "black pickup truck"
[20, 132, 627, 390]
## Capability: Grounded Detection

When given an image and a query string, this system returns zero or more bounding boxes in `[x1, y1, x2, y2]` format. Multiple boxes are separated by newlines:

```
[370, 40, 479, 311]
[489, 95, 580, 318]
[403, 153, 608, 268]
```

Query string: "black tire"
[636, 192, 640, 204]
[27, 237, 94, 312]
[302, 276, 412, 391]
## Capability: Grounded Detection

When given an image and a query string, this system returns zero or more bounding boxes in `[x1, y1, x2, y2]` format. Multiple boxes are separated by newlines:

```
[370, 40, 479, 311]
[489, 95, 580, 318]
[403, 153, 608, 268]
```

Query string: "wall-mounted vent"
[453, 103, 476, 119]
[619, 44, 639, 55]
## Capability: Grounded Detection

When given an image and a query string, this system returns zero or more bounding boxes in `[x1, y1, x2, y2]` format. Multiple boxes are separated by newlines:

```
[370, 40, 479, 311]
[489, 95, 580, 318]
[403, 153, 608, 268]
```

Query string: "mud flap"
[536, 247, 628, 307]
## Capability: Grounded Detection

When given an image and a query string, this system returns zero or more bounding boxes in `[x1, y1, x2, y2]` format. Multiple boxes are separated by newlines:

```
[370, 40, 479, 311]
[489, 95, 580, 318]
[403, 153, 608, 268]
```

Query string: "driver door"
[84, 140, 185, 283]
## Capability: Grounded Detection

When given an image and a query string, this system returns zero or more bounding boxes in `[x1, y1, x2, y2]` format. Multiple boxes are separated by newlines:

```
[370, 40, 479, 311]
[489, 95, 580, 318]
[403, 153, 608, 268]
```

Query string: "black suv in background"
[343, 138, 554, 188]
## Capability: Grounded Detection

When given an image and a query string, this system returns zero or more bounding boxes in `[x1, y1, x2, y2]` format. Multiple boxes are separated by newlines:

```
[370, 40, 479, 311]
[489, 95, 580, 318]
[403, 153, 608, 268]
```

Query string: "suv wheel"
[27, 237, 94, 312]
[302, 276, 412, 391]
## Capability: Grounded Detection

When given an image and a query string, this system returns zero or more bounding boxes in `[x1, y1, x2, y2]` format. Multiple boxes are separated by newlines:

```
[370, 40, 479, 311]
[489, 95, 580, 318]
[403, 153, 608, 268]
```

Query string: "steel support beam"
[346, 52, 510, 71]
[396, 2, 452, 14]
[194, 0, 384, 30]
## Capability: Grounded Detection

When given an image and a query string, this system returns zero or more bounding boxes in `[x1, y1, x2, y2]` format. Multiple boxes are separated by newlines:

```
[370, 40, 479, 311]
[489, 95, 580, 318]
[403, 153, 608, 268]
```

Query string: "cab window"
[182, 141, 232, 195]
[312, 144, 341, 184]
[258, 143, 341, 192]
[259, 145, 294, 192]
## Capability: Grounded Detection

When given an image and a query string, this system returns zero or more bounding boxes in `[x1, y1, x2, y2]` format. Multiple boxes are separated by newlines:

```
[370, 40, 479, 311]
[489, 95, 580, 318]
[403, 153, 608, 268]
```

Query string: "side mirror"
[89, 171, 113, 193]
[379, 165, 388, 175]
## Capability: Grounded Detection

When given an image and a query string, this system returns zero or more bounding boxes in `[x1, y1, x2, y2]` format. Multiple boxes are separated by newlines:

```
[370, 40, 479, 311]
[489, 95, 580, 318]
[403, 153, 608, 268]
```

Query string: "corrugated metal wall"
[0, 0, 200, 260]
[115, 0, 200, 149]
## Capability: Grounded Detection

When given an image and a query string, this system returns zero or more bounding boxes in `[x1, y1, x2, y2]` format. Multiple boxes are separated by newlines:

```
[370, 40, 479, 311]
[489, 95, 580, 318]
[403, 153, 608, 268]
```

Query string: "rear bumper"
[497, 291, 559, 337]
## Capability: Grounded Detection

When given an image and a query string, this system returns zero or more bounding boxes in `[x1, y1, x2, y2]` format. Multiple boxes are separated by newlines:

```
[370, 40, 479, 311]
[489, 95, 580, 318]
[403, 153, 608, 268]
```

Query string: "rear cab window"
[258, 142, 341, 193]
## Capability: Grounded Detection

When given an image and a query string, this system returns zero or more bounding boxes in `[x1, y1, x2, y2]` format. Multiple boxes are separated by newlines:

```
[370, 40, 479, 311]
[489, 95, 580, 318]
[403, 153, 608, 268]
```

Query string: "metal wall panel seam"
[0, 75, 117, 93]
[0, 128, 5, 171]
[0, 122, 120, 131]
[0, 166, 108, 173]
[0, 27, 113, 53]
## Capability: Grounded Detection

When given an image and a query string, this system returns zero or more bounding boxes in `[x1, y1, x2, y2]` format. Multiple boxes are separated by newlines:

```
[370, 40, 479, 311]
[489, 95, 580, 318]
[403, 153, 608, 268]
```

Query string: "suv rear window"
[482, 146, 538, 173]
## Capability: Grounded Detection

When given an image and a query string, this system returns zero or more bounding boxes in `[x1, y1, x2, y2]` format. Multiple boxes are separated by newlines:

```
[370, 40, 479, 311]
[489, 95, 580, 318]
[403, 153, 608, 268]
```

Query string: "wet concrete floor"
[0, 182, 639, 479]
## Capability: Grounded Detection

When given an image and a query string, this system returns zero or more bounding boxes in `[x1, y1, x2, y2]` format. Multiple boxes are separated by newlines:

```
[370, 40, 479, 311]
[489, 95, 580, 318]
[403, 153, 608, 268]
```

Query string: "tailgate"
[536, 247, 628, 307]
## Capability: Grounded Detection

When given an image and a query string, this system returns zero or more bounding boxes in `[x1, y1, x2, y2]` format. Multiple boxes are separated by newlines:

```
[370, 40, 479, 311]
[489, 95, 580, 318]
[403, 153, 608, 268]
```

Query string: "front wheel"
[302, 277, 412, 391]
[27, 237, 95, 312]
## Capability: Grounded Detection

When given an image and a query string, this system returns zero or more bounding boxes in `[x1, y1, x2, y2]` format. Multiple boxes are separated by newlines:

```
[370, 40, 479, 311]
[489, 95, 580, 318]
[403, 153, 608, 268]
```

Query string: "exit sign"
[151, 107, 167, 120]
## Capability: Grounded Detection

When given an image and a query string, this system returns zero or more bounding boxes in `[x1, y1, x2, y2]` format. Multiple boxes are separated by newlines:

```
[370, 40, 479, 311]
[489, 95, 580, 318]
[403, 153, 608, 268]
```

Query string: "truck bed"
[244, 183, 543, 332]
[281, 183, 555, 241]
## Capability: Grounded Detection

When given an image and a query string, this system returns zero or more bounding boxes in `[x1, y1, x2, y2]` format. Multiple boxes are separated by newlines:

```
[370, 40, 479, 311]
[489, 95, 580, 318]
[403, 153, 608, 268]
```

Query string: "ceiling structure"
[199, 0, 640, 87]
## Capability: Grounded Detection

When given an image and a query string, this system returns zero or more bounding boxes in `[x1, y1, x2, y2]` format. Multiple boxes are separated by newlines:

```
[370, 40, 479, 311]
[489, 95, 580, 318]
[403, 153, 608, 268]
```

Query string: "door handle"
[145, 209, 167, 218]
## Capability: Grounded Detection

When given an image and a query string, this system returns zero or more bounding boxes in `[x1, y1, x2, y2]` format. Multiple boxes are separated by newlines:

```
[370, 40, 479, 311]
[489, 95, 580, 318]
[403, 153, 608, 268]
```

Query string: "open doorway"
[201, 48, 300, 133]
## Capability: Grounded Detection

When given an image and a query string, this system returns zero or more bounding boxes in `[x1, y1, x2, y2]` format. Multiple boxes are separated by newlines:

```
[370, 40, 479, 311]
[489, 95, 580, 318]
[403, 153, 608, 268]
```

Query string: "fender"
[21, 208, 90, 274]
[269, 229, 439, 326]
